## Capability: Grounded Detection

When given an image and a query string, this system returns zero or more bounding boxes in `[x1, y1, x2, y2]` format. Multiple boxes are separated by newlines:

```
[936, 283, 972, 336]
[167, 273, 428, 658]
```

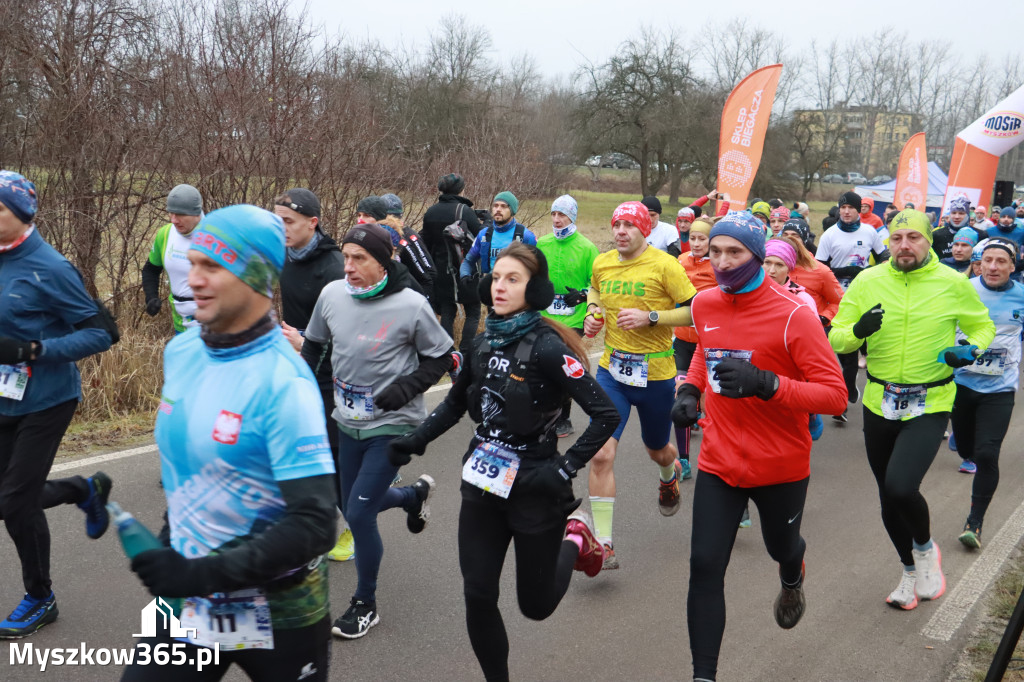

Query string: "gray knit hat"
[380, 193, 404, 217]
[356, 196, 388, 222]
[167, 184, 203, 216]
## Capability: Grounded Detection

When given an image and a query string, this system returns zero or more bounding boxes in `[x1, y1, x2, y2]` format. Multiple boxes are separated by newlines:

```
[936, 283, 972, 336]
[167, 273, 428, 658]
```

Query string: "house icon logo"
[134, 597, 197, 639]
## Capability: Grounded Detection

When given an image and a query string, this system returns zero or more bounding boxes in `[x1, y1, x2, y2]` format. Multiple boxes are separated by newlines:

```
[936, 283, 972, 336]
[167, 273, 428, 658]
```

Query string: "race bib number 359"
[462, 441, 520, 499]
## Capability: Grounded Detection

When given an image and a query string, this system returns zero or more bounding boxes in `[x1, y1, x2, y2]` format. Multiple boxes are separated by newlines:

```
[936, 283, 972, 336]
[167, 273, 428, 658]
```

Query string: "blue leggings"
[337, 430, 415, 604]
[595, 367, 675, 448]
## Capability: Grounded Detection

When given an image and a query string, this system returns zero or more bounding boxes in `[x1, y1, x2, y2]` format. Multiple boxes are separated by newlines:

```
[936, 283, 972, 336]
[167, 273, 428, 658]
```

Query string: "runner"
[779, 225, 843, 327]
[0, 170, 115, 638]
[537, 194, 599, 438]
[122, 204, 337, 680]
[940, 227, 977, 275]
[768, 206, 790, 237]
[273, 188, 355, 563]
[860, 197, 885, 231]
[828, 209, 995, 610]
[933, 196, 986, 261]
[386, 242, 619, 682]
[989, 208, 1024, 278]
[379, 193, 436, 299]
[584, 201, 697, 568]
[460, 191, 538, 280]
[816, 191, 889, 422]
[950, 238, 1024, 548]
[671, 212, 847, 682]
[676, 207, 696, 255]
[974, 204, 994, 230]
[302, 222, 454, 640]
[641, 196, 682, 257]
[142, 184, 205, 333]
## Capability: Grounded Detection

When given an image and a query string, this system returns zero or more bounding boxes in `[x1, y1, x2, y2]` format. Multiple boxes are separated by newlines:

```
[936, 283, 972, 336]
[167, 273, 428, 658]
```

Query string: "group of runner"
[1, 167, 1023, 682]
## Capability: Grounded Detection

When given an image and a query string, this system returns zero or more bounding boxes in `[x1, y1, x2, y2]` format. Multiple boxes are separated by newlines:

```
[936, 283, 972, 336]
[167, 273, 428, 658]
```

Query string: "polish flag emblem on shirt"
[212, 410, 243, 445]
[562, 355, 585, 379]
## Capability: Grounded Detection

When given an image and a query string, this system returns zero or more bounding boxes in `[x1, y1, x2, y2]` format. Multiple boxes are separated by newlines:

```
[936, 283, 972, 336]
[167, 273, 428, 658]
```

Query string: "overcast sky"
[303, 0, 1023, 82]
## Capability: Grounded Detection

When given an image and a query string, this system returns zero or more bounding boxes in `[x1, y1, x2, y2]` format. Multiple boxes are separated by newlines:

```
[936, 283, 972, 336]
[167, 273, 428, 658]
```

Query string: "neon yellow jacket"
[829, 253, 995, 419]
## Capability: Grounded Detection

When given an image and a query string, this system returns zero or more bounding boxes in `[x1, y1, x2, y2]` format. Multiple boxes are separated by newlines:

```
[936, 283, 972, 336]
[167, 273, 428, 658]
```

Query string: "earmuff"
[478, 244, 555, 311]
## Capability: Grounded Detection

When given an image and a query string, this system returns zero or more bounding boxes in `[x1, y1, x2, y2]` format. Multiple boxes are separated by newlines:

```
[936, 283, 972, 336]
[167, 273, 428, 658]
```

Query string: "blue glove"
[938, 343, 980, 368]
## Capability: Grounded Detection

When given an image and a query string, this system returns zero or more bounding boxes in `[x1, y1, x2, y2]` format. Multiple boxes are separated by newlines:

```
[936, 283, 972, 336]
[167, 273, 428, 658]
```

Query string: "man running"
[303, 222, 454, 640]
[537, 194, 599, 438]
[641, 196, 682, 257]
[950, 238, 1024, 548]
[671, 212, 847, 682]
[460, 191, 538, 280]
[122, 205, 337, 680]
[584, 201, 697, 568]
[0, 170, 115, 638]
[142, 184, 205, 333]
[829, 209, 994, 610]
[816, 191, 889, 421]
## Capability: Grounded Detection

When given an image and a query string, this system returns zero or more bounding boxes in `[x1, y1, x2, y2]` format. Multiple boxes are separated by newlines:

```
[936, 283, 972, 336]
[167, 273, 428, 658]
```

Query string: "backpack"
[479, 221, 526, 274]
[442, 204, 475, 263]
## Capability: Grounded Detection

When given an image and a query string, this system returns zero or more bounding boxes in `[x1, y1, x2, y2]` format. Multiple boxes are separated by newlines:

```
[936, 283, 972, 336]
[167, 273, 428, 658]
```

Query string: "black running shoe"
[405, 474, 434, 534]
[77, 471, 112, 539]
[774, 562, 806, 629]
[832, 410, 848, 424]
[331, 598, 379, 639]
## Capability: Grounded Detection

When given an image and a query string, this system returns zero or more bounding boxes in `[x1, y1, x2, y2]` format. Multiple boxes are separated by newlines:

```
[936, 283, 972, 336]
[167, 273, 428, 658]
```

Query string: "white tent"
[855, 161, 949, 215]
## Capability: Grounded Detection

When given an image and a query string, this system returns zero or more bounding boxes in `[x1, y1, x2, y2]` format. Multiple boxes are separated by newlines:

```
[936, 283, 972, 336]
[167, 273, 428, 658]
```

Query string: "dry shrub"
[74, 323, 167, 424]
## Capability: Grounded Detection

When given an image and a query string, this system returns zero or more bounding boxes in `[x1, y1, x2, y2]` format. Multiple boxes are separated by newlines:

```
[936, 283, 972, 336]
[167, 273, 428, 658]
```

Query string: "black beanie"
[641, 196, 663, 214]
[277, 188, 321, 218]
[356, 196, 388, 221]
[692, 206, 703, 218]
[438, 173, 465, 195]
[342, 224, 393, 268]
[838, 191, 862, 211]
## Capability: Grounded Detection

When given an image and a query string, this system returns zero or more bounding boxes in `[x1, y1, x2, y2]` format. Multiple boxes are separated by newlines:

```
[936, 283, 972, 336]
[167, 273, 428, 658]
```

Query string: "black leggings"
[862, 407, 947, 566]
[837, 351, 859, 401]
[674, 338, 698, 374]
[688, 471, 808, 681]
[950, 385, 1015, 525]
[458, 495, 577, 682]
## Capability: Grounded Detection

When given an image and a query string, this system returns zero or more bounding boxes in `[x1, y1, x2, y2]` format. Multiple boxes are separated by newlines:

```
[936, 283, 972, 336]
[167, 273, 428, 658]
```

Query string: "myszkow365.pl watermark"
[8, 597, 221, 673]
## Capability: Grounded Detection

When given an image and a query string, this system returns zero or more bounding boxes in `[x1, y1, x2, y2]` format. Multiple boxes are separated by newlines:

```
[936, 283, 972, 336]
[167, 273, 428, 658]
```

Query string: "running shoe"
[912, 542, 945, 601]
[566, 511, 605, 577]
[886, 570, 918, 610]
[405, 474, 434, 534]
[554, 419, 574, 438]
[832, 410, 848, 424]
[858, 355, 866, 369]
[0, 593, 58, 639]
[849, 387, 861, 404]
[739, 506, 752, 529]
[332, 598, 379, 639]
[390, 473, 402, 486]
[773, 562, 806, 629]
[328, 528, 356, 562]
[680, 458, 692, 481]
[948, 432, 957, 452]
[448, 351, 464, 381]
[959, 460, 977, 474]
[658, 460, 683, 516]
[601, 542, 619, 570]
[959, 519, 983, 550]
[77, 471, 112, 539]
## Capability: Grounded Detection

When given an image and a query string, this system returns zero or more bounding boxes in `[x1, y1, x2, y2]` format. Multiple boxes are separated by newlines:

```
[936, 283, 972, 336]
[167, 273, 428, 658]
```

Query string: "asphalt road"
[1, 373, 1022, 681]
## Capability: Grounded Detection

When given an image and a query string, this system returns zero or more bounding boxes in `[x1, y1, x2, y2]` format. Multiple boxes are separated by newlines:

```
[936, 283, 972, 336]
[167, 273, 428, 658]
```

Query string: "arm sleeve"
[35, 263, 112, 363]
[716, 201, 731, 217]
[689, 195, 710, 209]
[142, 261, 162, 302]
[656, 306, 692, 326]
[770, 306, 848, 416]
[536, 336, 619, 467]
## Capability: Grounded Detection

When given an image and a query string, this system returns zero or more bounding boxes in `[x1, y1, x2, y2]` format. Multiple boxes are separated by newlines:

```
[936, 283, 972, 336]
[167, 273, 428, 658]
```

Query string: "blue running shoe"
[959, 460, 977, 474]
[0, 593, 58, 639]
[77, 471, 112, 539]
[948, 432, 957, 452]
[680, 459, 692, 481]
[809, 414, 823, 441]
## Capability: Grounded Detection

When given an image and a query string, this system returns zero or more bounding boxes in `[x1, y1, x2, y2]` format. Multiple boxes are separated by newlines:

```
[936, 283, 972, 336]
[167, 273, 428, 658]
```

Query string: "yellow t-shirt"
[592, 245, 697, 381]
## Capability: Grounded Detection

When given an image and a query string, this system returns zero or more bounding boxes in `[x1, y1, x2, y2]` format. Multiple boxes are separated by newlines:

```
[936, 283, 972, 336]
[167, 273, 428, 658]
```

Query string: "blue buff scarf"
[485, 310, 542, 348]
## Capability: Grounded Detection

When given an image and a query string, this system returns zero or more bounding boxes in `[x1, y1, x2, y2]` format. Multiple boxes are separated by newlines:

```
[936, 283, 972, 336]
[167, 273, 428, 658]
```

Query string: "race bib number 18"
[881, 383, 927, 420]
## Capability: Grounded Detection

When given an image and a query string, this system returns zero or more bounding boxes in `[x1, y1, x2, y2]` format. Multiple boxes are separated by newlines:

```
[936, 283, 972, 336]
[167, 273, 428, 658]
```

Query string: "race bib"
[0, 364, 30, 401]
[180, 588, 274, 650]
[609, 350, 648, 387]
[333, 379, 374, 421]
[546, 294, 575, 316]
[704, 349, 753, 394]
[965, 347, 1008, 376]
[838, 278, 852, 292]
[462, 441, 520, 499]
[881, 383, 927, 420]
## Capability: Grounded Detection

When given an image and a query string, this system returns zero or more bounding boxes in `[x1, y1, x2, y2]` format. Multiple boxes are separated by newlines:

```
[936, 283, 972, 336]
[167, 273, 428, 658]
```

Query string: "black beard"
[892, 253, 930, 272]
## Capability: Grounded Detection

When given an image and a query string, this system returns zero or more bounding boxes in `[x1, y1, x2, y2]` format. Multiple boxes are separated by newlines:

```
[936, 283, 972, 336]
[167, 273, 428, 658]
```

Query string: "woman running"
[387, 242, 619, 682]
[780, 224, 844, 328]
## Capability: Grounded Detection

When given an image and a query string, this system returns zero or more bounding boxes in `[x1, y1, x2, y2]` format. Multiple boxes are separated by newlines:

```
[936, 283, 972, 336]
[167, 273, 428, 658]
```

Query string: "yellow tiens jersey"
[592, 246, 697, 381]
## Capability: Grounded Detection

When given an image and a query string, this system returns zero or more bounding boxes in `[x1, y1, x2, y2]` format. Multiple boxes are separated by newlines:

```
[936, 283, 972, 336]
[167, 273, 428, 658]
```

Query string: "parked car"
[822, 174, 844, 184]
[600, 153, 636, 169]
[869, 175, 893, 184]
[584, 155, 601, 167]
[844, 172, 867, 184]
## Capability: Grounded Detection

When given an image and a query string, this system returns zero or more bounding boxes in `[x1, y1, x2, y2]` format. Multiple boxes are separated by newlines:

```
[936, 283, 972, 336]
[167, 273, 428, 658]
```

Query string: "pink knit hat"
[765, 239, 796, 271]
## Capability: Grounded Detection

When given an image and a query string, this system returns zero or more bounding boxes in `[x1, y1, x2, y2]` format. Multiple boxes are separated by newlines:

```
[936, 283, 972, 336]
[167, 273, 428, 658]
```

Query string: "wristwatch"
[648, 311, 659, 327]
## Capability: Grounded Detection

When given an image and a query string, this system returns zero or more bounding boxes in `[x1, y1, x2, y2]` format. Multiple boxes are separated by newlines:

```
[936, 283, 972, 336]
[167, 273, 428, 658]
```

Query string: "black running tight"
[688, 471, 808, 681]
[458, 495, 577, 682]
[862, 407, 947, 566]
[950, 385, 1015, 525]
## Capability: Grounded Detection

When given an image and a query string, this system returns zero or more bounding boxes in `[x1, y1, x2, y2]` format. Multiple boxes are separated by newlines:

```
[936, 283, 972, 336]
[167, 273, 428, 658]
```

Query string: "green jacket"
[829, 253, 995, 419]
[537, 231, 599, 329]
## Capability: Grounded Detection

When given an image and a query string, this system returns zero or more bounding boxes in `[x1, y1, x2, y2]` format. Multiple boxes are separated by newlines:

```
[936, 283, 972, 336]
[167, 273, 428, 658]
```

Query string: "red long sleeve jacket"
[686, 278, 847, 487]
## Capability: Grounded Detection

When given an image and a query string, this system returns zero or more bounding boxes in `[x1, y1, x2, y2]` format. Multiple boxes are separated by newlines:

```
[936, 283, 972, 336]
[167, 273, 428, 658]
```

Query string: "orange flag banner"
[893, 133, 928, 210]
[716, 64, 783, 209]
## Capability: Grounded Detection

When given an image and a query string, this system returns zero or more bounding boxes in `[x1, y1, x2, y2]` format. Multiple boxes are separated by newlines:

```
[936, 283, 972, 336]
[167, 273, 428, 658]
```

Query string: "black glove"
[388, 432, 427, 467]
[514, 455, 578, 498]
[375, 381, 416, 412]
[852, 302, 885, 339]
[0, 337, 34, 364]
[819, 315, 831, 328]
[832, 265, 864, 280]
[563, 287, 588, 307]
[145, 298, 162, 316]
[131, 547, 212, 598]
[714, 357, 779, 400]
[672, 383, 702, 427]
[941, 339, 980, 368]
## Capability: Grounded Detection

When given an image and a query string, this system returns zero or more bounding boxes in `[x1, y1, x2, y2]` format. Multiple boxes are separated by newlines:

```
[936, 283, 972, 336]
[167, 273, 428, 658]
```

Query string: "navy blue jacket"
[0, 229, 112, 415]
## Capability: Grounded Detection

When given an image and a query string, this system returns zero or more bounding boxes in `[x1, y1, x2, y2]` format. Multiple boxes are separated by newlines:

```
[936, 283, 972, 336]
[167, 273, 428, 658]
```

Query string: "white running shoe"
[886, 570, 918, 610]
[912, 542, 945, 601]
